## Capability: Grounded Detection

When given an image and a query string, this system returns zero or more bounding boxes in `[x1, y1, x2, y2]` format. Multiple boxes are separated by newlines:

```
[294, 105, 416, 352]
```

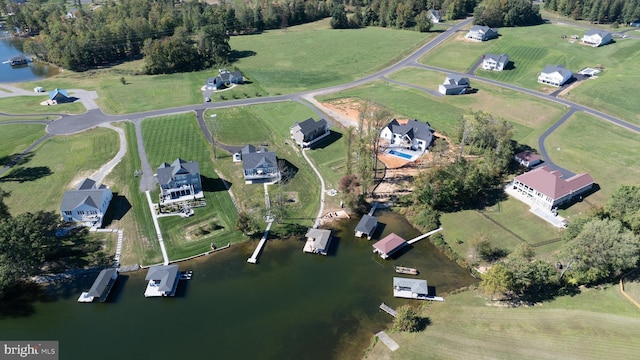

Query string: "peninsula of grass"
[141, 114, 243, 260]
[0, 124, 46, 166]
[367, 285, 640, 360]
[0, 127, 118, 215]
[204, 101, 325, 227]
[102, 122, 162, 266]
[543, 112, 640, 208]
[0, 95, 85, 115]
[0, 115, 53, 122]
[386, 67, 569, 145]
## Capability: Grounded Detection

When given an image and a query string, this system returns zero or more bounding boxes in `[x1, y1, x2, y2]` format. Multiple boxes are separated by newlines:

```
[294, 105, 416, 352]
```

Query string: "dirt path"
[90, 123, 127, 185]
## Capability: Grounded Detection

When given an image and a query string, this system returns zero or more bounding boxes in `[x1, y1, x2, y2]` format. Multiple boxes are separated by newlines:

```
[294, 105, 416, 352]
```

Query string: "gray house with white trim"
[60, 178, 113, 228]
[239, 145, 280, 184]
[290, 118, 329, 148]
[380, 119, 433, 153]
[482, 53, 509, 71]
[438, 74, 470, 95]
[157, 158, 203, 204]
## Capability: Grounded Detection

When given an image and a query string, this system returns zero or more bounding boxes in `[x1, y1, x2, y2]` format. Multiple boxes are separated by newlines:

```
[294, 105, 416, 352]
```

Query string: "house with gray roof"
[355, 215, 378, 239]
[438, 74, 471, 95]
[482, 53, 509, 71]
[157, 158, 203, 205]
[465, 25, 498, 41]
[393, 277, 429, 299]
[380, 119, 433, 153]
[144, 265, 180, 297]
[427, 9, 441, 23]
[238, 145, 280, 184]
[87, 268, 118, 302]
[290, 118, 329, 148]
[538, 65, 572, 87]
[205, 69, 243, 90]
[60, 178, 113, 228]
[303, 228, 332, 255]
[581, 29, 612, 47]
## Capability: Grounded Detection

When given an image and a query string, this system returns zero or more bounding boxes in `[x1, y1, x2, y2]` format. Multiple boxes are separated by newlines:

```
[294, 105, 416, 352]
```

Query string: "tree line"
[6, 0, 332, 73]
[473, 0, 543, 28]
[544, 0, 640, 24]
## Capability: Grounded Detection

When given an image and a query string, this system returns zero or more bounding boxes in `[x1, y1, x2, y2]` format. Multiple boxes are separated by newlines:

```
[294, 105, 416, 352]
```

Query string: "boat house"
[77, 268, 118, 303]
[9, 55, 27, 66]
[355, 215, 378, 239]
[372, 233, 407, 259]
[393, 277, 428, 299]
[303, 228, 332, 255]
[144, 265, 180, 297]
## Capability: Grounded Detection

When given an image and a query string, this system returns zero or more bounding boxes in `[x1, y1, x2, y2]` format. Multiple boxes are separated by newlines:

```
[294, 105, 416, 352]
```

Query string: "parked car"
[204, 97, 211, 102]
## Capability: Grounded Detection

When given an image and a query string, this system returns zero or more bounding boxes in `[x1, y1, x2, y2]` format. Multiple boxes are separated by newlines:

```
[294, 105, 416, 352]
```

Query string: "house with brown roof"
[510, 166, 594, 211]
[514, 150, 542, 168]
[372, 233, 407, 259]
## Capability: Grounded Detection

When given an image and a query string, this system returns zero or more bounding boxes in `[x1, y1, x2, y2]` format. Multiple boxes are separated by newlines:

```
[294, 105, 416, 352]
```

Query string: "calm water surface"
[0, 34, 58, 83]
[0, 212, 476, 359]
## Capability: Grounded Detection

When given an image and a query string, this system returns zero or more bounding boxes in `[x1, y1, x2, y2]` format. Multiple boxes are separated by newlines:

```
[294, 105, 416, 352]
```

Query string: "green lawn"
[0, 115, 53, 122]
[0, 127, 118, 215]
[420, 23, 640, 124]
[386, 67, 568, 145]
[141, 114, 243, 260]
[204, 101, 325, 226]
[0, 95, 85, 115]
[230, 19, 435, 94]
[367, 285, 640, 360]
[102, 122, 162, 266]
[0, 124, 47, 166]
[544, 112, 640, 211]
[440, 198, 563, 263]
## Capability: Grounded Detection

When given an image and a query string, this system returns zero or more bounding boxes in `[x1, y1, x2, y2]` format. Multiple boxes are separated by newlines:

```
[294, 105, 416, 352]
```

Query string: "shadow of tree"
[0, 281, 48, 318]
[417, 316, 432, 331]
[0, 166, 52, 183]
[0, 152, 34, 167]
[229, 49, 257, 62]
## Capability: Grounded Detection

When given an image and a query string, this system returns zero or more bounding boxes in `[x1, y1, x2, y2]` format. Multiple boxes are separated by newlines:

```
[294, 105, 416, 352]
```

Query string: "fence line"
[619, 270, 640, 309]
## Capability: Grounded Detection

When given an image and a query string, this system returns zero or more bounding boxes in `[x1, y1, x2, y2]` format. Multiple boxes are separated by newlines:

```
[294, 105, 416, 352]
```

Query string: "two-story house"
[156, 158, 203, 204]
[511, 166, 594, 211]
[290, 118, 329, 148]
[60, 178, 113, 228]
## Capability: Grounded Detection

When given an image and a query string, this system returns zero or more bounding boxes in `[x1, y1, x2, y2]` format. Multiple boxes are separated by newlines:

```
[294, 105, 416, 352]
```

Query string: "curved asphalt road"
[2, 16, 639, 184]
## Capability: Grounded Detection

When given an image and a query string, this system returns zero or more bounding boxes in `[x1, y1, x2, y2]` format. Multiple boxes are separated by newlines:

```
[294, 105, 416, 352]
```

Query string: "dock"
[375, 331, 399, 352]
[77, 268, 118, 303]
[379, 302, 397, 317]
[407, 227, 443, 245]
[247, 220, 273, 264]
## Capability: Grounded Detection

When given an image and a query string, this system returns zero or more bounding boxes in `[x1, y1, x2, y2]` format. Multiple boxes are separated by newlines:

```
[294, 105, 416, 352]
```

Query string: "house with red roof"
[372, 233, 407, 259]
[511, 166, 594, 211]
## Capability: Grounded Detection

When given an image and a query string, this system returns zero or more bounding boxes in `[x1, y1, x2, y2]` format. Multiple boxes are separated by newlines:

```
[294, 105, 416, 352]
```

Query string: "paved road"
[2, 16, 638, 185]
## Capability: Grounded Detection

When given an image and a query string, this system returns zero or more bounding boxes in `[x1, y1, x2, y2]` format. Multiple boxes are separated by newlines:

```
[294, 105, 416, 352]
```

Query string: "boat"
[180, 270, 193, 280]
[9, 55, 28, 66]
[395, 266, 418, 275]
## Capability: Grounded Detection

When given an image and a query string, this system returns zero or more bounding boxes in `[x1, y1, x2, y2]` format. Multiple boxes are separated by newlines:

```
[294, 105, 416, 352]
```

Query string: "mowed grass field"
[543, 112, 640, 211]
[0, 95, 85, 115]
[204, 101, 326, 226]
[367, 285, 640, 360]
[0, 124, 46, 166]
[230, 19, 434, 94]
[420, 23, 640, 124]
[0, 127, 118, 215]
[141, 114, 243, 260]
[386, 67, 569, 146]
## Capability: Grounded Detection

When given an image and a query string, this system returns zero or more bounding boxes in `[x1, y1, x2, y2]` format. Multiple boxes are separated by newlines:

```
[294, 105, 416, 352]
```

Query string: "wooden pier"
[407, 227, 443, 245]
[379, 302, 397, 317]
[247, 221, 273, 264]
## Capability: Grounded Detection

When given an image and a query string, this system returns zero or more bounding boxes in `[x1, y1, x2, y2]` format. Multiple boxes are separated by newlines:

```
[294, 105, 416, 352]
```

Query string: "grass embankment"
[420, 23, 640, 124]
[0, 127, 118, 215]
[0, 124, 47, 166]
[0, 95, 85, 115]
[204, 101, 333, 226]
[141, 114, 243, 260]
[366, 286, 640, 359]
[0, 115, 53, 122]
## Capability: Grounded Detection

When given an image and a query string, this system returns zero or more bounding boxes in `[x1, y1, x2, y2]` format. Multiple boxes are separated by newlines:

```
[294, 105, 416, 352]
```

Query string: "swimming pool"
[388, 149, 413, 160]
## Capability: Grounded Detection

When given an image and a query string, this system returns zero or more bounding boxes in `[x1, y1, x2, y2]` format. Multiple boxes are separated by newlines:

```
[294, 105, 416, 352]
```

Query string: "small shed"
[49, 88, 69, 103]
[372, 233, 407, 259]
[355, 215, 378, 240]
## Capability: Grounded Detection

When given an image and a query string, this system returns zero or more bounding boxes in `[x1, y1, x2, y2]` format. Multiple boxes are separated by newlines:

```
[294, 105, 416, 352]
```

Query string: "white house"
[482, 53, 509, 71]
[510, 166, 594, 211]
[60, 178, 113, 228]
[514, 150, 542, 168]
[581, 29, 613, 47]
[427, 9, 441, 23]
[538, 65, 572, 87]
[465, 25, 498, 41]
[438, 74, 470, 95]
[380, 119, 433, 153]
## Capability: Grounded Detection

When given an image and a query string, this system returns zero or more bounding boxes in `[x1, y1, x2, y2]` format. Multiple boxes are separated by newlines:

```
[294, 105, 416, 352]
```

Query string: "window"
[64, 211, 72, 216]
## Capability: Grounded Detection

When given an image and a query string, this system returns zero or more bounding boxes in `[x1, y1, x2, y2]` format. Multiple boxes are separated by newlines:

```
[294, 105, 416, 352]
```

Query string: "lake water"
[0, 212, 477, 359]
[0, 34, 58, 83]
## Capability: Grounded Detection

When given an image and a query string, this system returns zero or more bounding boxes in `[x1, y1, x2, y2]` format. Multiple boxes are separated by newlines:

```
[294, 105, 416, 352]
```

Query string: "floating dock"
[379, 302, 397, 317]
